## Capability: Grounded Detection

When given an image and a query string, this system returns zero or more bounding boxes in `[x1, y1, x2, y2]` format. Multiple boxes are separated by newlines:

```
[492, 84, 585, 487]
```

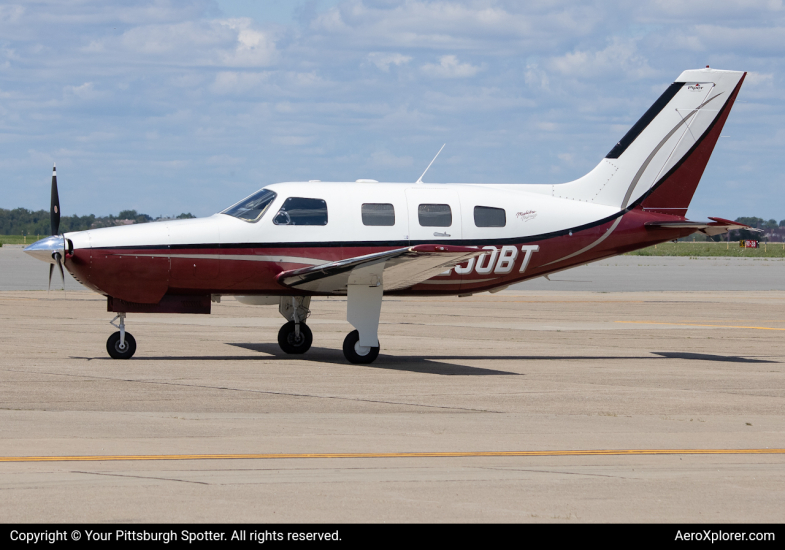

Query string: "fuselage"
[61, 181, 690, 303]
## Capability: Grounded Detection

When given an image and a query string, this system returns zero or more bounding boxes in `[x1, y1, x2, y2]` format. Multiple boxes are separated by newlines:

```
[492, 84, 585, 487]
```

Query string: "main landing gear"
[107, 313, 136, 359]
[277, 274, 385, 364]
[343, 264, 384, 364]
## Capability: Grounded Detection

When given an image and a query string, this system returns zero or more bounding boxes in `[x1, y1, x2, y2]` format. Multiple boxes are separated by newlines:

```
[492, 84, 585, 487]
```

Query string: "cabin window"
[362, 203, 395, 226]
[474, 206, 506, 227]
[221, 188, 277, 223]
[418, 204, 452, 227]
[273, 197, 328, 226]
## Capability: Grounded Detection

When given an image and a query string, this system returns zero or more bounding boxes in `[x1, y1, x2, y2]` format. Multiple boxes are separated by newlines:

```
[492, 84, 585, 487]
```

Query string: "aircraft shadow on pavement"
[69, 349, 778, 374]
[650, 351, 778, 363]
[228, 343, 520, 375]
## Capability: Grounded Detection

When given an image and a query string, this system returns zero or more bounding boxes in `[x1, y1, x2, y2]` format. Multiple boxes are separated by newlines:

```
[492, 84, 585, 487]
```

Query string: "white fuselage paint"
[67, 182, 617, 253]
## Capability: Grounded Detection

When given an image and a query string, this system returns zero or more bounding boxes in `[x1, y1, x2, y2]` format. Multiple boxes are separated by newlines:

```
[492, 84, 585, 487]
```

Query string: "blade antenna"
[416, 144, 445, 184]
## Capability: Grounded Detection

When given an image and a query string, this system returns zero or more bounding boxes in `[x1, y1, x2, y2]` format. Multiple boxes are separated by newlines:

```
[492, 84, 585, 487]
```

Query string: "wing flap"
[276, 244, 485, 294]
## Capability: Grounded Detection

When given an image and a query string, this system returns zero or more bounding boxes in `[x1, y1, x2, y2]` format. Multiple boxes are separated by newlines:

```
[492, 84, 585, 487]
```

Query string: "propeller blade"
[48, 263, 53, 292]
[55, 253, 65, 292]
[50, 163, 60, 235]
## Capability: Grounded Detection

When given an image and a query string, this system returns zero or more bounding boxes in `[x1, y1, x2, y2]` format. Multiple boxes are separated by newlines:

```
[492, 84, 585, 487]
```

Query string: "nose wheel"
[107, 313, 136, 359]
[107, 331, 136, 359]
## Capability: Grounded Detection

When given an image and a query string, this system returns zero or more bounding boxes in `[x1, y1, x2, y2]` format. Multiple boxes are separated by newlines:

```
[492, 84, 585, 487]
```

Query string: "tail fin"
[555, 68, 746, 215]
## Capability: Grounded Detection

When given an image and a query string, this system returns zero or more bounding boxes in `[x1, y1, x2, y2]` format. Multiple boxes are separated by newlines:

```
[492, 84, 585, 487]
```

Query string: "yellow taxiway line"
[1, 449, 783, 463]
[616, 321, 785, 331]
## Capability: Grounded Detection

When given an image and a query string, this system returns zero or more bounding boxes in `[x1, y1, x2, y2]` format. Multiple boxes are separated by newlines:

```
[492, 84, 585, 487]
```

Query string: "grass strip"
[627, 242, 785, 258]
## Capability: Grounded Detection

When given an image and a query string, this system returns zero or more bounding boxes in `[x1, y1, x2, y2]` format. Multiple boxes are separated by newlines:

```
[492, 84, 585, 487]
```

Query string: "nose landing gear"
[278, 321, 313, 354]
[277, 296, 313, 354]
[107, 313, 136, 359]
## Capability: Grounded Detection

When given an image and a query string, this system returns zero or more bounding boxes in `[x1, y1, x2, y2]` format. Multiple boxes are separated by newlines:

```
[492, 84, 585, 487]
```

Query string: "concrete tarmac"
[1, 281, 784, 522]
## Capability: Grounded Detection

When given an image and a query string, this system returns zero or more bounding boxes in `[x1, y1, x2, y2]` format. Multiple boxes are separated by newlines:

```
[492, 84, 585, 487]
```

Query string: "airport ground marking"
[616, 321, 785, 331]
[1, 449, 784, 463]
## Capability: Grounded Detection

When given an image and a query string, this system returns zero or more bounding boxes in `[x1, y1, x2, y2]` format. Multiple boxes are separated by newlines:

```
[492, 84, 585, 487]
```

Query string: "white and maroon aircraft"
[26, 67, 750, 364]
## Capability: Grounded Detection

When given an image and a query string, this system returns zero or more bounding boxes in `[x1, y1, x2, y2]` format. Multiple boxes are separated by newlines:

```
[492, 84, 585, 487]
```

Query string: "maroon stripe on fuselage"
[64, 210, 693, 301]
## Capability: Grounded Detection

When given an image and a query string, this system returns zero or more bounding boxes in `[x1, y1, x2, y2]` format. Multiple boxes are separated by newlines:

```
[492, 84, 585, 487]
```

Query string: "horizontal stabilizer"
[277, 244, 486, 294]
[645, 217, 757, 237]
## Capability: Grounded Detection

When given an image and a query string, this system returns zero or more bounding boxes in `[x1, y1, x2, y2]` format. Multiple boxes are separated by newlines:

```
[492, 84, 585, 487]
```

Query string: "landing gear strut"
[107, 313, 136, 359]
[277, 297, 312, 354]
[343, 264, 384, 364]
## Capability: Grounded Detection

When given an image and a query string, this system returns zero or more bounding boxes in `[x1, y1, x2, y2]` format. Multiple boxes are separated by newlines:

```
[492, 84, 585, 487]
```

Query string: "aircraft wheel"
[278, 321, 313, 354]
[342, 330, 380, 364]
[106, 331, 136, 360]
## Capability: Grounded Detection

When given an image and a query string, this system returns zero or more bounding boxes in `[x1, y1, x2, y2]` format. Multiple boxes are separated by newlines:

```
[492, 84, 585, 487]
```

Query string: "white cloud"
[308, 0, 601, 52]
[64, 82, 102, 100]
[220, 18, 277, 67]
[210, 71, 269, 95]
[113, 17, 276, 67]
[367, 52, 412, 71]
[551, 38, 654, 79]
[1, 0, 783, 219]
[421, 55, 480, 78]
[525, 64, 550, 90]
[747, 71, 774, 86]
[368, 150, 414, 168]
[0, 5, 24, 24]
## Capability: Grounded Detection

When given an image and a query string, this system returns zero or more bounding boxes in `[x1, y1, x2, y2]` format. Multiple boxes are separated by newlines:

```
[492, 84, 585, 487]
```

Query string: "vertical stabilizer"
[549, 68, 745, 214]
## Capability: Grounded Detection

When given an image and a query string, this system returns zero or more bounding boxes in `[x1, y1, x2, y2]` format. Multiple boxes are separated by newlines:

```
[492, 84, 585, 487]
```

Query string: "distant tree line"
[0, 208, 196, 236]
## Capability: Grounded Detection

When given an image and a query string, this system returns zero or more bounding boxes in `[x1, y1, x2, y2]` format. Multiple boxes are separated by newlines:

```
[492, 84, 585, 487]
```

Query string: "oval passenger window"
[362, 203, 395, 226]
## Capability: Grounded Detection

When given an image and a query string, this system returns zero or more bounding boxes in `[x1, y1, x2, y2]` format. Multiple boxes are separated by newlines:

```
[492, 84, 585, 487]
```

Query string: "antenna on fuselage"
[416, 144, 445, 184]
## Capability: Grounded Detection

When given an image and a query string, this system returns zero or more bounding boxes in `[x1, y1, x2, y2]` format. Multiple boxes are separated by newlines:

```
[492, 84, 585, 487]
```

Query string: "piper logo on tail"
[687, 83, 704, 91]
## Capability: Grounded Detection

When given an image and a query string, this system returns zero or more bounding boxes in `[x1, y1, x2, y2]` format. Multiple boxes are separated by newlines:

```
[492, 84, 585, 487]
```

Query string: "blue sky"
[1, 0, 783, 220]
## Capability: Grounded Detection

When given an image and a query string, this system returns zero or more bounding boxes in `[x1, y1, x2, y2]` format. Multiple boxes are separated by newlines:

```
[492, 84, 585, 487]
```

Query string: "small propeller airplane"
[25, 67, 752, 364]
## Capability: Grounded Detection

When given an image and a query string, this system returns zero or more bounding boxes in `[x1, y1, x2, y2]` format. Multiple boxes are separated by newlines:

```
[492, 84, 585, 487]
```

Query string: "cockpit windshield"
[221, 188, 277, 222]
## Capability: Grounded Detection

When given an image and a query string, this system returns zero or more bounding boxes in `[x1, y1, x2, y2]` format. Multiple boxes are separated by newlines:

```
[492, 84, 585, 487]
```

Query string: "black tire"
[342, 330, 380, 364]
[278, 321, 313, 354]
[106, 331, 136, 359]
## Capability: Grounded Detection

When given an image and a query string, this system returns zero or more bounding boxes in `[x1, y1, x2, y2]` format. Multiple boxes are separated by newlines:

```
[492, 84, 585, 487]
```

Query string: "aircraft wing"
[276, 244, 486, 294]
[645, 217, 758, 237]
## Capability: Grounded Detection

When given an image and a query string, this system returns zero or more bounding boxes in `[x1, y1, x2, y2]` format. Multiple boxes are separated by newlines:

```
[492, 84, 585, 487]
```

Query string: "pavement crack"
[476, 466, 638, 480]
[4, 369, 501, 413]
[71, 470, 209, 485]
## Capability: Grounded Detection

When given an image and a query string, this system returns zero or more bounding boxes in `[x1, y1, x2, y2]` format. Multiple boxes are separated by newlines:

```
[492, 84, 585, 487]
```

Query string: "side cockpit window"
[273, 197, 328, 226]
[221, 188, 277, 223]
[362, 203, 395, 226]
[474, 206, 506, 227]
